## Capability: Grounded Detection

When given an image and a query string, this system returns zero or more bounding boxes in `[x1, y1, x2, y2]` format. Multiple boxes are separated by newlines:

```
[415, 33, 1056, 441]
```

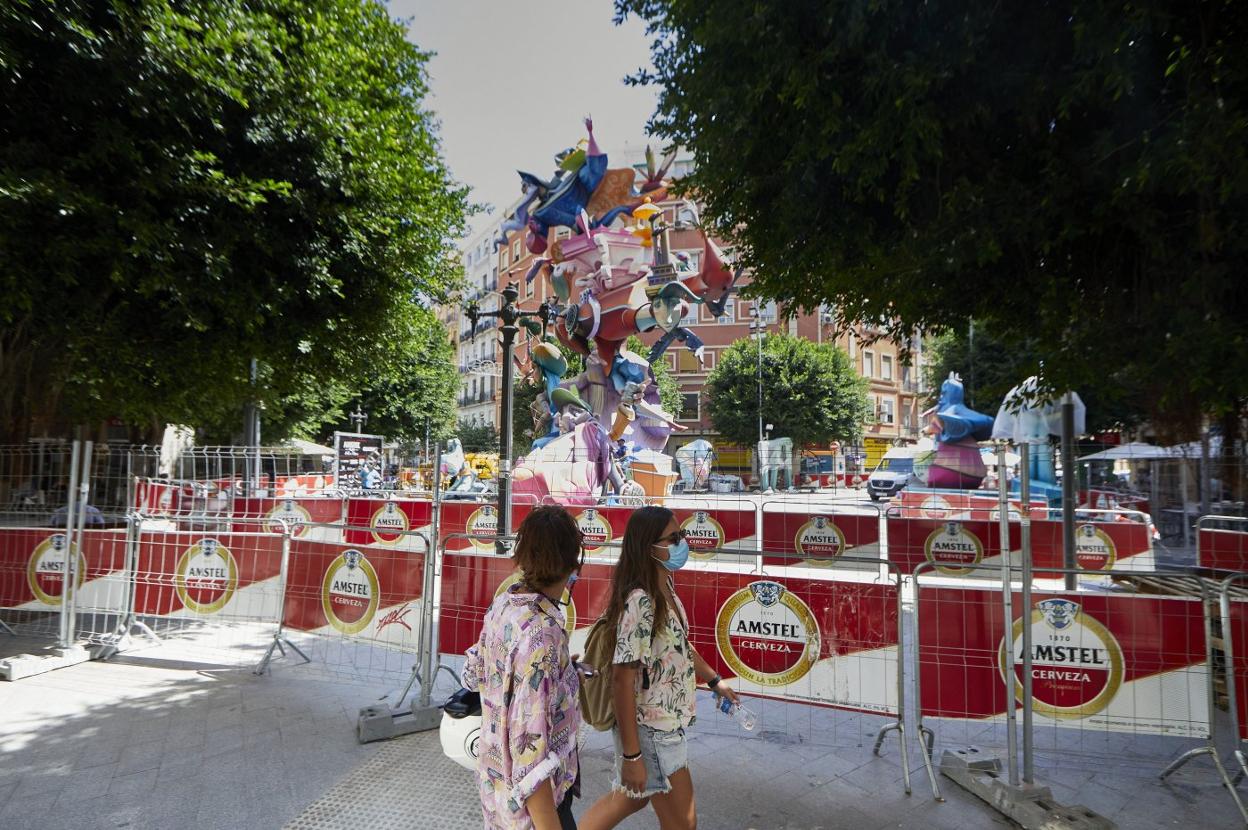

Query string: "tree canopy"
[0, 0, 466, 442]
[705, 334, 869, 448]
[616, 0, 1247, 435]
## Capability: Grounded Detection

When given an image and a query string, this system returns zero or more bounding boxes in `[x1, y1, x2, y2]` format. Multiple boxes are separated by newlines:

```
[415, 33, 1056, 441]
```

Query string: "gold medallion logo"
[999, 599, 1124, 719]
[370, 501, 410, 545]
[576, 509, 613, 554]
[794, 516, 846, 566]
[466, 506, 498, 552]
[321, 549, 380, 634]
[924, 522, 984, 575]
[716, 581, 820, 686]
[681, 511, 724, 560]
[921, 495, 951, 519]
[267, 499, 312, 537]
[1074, 524, 1117, 571]
[175, 538, 239, 614]
[26, 534, 86, 606]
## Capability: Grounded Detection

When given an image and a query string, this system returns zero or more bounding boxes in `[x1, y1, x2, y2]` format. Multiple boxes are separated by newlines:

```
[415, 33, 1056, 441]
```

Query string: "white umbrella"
[1077, 442, 1172, 462]
[980, 448, 1020, 466]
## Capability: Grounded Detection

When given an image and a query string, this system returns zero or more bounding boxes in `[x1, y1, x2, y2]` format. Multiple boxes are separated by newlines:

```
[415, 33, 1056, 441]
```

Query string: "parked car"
[867, 448, 922, 501]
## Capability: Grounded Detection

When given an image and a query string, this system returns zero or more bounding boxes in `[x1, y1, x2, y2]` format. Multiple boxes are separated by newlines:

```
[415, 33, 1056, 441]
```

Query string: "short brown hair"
[512, 505, 583, 589]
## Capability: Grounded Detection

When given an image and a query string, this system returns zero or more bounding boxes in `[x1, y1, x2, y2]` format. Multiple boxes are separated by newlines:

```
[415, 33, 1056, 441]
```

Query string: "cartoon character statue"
[991, 376, 1086, 487]
[917, 373, 995, 489]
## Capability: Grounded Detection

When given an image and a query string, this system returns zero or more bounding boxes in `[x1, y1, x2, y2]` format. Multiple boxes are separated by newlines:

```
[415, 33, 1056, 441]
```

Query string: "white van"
[866, 447, 922, 501]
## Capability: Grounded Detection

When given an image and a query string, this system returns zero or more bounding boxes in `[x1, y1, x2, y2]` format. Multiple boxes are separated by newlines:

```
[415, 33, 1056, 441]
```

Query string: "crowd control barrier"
[912, 561, 1238, 813]
[1199, 515, 1248, 572]
[436, 532, 913, 795]
[1216, 574, 1248, 821]
[892, 489, 1047, 521]
[760, 500, 881, 573]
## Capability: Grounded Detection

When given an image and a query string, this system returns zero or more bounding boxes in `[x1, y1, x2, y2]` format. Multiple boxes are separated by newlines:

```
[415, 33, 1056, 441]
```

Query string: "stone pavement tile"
[70, 743, 124, 771]
[112, 740, 164, 776]
[51, 766, 114, 805]
[0, 791, 58, 828]
[107, 767, 158, 798]
[0, 781, 17, 808]
[11, 765, 72, 799]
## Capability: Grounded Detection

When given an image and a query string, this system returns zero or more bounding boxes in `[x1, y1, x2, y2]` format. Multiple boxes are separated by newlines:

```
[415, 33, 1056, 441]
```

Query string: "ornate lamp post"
[464, 282, 550, 554]
[349, 406, 368, 433]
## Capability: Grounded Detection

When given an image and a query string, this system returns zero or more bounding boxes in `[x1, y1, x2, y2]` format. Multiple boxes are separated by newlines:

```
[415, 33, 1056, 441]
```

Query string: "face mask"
[654, 538, 690, 571]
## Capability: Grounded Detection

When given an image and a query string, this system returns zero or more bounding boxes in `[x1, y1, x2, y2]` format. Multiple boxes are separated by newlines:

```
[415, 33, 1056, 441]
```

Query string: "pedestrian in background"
[463, 506, 585, 829]
[580, 505, 738, 830]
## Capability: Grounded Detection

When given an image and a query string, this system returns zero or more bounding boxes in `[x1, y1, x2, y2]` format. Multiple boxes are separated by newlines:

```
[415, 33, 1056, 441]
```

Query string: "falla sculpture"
[496, 119, 741, 505]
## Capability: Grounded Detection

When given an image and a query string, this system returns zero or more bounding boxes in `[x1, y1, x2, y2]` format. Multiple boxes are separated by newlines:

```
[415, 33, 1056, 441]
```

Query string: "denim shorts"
[611, 723, 688, 798]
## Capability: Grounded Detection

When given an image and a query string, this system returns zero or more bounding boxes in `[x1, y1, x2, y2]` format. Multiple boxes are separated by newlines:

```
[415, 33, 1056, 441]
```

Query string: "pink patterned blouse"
[463, 584, 580, 829]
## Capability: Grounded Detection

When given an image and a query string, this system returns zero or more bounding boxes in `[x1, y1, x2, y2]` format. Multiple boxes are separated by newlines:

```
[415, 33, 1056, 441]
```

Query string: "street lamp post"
[750, 307, 765, 444]
[349, 406, 368, 433]
[465, 282, 549, 555]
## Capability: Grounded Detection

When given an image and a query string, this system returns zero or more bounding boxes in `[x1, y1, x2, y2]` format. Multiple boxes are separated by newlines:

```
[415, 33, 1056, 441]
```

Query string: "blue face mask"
[558, 571, 579, 606]
[654, 538, 690, 571]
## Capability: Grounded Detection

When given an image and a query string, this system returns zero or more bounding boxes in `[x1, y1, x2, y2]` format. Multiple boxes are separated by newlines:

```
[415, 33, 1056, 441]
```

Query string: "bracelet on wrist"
[706, 674, 722, 690]
[621, 751, 642, 762]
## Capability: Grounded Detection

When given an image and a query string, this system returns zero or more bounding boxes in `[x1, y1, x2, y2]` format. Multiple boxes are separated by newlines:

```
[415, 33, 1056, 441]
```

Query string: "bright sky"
[389, 0, 660, 240]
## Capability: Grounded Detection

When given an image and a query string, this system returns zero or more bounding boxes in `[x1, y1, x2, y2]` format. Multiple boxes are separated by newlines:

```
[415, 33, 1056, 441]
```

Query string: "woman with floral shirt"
[580, 506, 738, 830]
[463, 506, 584, 829]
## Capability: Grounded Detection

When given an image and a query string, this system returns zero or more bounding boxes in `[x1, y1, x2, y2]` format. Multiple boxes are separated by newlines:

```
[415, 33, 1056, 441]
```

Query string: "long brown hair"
[604, 505, 674, 635]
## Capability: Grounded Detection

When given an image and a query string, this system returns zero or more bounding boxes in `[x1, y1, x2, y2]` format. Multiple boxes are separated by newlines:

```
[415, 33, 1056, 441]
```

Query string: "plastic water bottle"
[716, 694, 757, 731]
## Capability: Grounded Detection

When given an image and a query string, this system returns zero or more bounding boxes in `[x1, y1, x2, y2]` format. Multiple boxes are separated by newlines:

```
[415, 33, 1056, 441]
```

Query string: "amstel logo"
[998, 599, 1124, 719]
[921, 495, 952, 519]
[924, 522, 983, 575]
[794, 516, 846, 566]
[266, 499, 312, 537]
[681, 511, 723, 560]
[370, 501, 410, 545]
[174, 538, 239, 615]
[716, 580, 820, 686]
[321, 548, 380, 635]
[494, 571, 576, 632]
[26, 534, 86, 606]
[576, 508, 613, 554]
[466, 506, 498, 552]
[1074, 524, 1116, 571]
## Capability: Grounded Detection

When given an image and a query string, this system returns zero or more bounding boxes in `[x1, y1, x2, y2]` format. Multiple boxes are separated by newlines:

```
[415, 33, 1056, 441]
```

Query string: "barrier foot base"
[917, 726, 944, 802]
[1159, 746, 1248, 824]
[254, 636, 310, 676]
[939, 748, 1114, 829]
[0, 645, 91, 681]
[871, 721, 912, 795]
[356, 702, 442, 744]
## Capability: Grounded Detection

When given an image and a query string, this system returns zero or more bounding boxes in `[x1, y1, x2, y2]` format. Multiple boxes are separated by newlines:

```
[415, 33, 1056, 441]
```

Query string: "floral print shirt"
[613, 579, 697, 732]
[463, 585, 580, 830]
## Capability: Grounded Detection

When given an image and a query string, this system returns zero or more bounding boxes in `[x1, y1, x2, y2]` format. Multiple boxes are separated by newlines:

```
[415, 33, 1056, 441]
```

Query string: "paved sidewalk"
[0, 640, 1238, 829]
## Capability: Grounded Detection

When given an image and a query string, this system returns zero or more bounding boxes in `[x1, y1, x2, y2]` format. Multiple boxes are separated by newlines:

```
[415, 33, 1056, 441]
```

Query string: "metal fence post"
[996, 442, 1020, 787]
[1018, 442, 1035, 786]
[418, 443, 443, 709]
[57, 440, 82, 649]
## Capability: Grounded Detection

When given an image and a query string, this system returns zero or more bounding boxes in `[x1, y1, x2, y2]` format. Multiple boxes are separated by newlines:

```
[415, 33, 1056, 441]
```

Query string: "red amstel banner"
[281, 539, 426, 648]
[343, 498, 433, 547]
[1224, 598, 1248, 739]
[761, 511, 879, 569]
[132, 531, 284, 621]
[232, 497, 344, 538]
[0, 528, 127, 609]
[886, 517, 1018, 576]
[893, 490, 1047, 521]
[1198, 526, 1248, 572]
[1029, 519, 1154, 572]
[438, 551, 900, 716]
[919, 587, 1208, 737]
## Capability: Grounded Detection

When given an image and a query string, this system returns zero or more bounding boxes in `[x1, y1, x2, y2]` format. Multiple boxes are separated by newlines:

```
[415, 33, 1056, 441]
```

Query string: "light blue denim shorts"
[612, 723, 688, 798]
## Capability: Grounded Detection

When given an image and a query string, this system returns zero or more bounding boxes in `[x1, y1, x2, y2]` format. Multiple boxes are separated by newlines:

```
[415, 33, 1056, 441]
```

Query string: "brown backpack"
[577, 615, 619, 731]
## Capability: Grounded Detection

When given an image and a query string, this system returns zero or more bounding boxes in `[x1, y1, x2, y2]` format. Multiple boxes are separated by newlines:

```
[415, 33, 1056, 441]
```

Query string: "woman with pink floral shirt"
[463, 506, 584, 829]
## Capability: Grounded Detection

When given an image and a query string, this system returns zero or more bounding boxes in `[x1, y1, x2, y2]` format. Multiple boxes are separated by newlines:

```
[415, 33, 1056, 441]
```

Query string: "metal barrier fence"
[434, 530, 915, 795]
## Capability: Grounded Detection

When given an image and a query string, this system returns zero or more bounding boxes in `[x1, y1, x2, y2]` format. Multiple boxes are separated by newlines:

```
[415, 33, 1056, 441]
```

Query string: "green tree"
[625, 335, 682, 417]
[456, 420, 499, 453]
[706, 334, 869, 448]
[615, 0, 1248, 438]
[0, 0, 467, 442]
[923, 325, 1146, 436]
